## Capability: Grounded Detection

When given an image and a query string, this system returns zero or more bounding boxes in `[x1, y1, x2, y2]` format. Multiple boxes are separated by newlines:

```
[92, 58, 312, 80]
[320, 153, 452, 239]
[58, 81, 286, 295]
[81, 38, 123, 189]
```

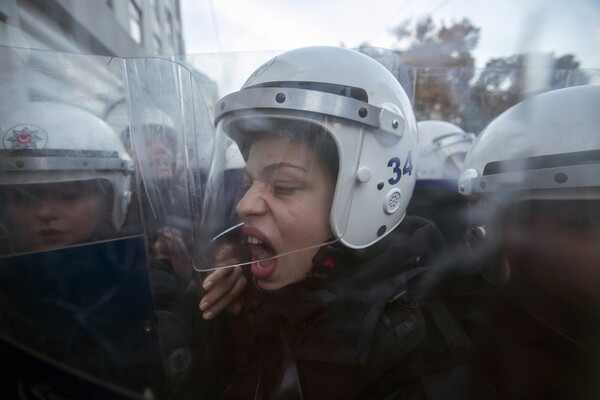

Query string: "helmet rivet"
[377, 182, 384, 190]
[358, 107, 368, 118]
[356, 167, 372, 183]
[554, 173, 568, 184]
[392, 119, 399, 129]
[16, 161, 24, 168]
[479, 181, 486, 189]
[275, 93, 286, 103]
[377, 225, 387, 237]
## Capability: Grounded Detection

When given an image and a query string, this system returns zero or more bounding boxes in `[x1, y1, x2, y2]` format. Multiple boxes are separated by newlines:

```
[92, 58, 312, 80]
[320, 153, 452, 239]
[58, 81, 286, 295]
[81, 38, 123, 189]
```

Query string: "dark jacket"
[470, 268, 600, 400]
[221, 216, 479, 400]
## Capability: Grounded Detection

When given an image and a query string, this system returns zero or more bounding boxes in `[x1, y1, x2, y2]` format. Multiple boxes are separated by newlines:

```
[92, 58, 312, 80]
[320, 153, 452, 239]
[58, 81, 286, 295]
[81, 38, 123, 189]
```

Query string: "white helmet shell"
[458, 85, 600, 200]
[104, 100, 130, 139]
[417, 120, 475, 180]
[1, 102, 134, 229]
[105, 100, 176, 139]
[214, 46, 418, 248]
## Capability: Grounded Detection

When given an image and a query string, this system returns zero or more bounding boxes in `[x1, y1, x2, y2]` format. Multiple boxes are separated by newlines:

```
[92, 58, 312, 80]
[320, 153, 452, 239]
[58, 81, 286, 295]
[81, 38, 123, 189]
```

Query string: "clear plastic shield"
[0, 47, 166, 397]
[123, 57, 214, 265]
[123, 56, 227, 391]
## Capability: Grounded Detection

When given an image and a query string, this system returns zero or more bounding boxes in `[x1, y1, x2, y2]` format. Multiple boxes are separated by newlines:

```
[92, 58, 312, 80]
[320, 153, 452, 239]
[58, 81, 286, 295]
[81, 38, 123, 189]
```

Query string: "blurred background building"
[0, 0, 222, 130]
[0, 0, 184, 56]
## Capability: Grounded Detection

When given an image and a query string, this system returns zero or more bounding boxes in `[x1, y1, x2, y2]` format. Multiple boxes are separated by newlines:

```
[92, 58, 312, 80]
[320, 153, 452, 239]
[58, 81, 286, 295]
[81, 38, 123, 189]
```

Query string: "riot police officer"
[408, 120, 476, 247]
[0, 101, 165, 398]
[458, 85, 600, 400]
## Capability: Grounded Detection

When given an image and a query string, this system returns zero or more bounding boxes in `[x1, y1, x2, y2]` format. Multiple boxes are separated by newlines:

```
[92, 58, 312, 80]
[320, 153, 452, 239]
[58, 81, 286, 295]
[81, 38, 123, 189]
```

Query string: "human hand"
[153, 227, 192, 284]
[199, 243, 247, 320]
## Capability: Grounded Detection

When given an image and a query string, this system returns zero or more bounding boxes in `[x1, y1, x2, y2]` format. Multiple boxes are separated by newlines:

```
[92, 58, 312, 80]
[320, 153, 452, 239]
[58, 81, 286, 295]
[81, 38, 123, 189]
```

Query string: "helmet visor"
[194, 112, 345, 273]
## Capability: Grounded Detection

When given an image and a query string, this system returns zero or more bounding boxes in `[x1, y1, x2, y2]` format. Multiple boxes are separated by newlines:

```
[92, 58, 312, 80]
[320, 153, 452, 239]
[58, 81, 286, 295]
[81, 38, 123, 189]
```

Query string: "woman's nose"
[236, 184, 267, 219]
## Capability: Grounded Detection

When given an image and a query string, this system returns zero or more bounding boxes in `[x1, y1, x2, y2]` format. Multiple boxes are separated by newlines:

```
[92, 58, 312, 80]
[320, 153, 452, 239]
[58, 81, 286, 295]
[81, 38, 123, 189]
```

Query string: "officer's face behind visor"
[4, 180, 113, 252]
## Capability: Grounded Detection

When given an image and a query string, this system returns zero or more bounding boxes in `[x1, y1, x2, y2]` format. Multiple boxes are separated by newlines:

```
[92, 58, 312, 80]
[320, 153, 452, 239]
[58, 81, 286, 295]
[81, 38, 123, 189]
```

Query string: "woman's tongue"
[249, 243, 277, 280]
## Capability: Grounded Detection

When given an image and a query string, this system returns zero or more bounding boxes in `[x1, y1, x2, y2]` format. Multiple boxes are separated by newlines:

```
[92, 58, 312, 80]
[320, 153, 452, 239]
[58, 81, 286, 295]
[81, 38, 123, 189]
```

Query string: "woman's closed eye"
[272, 183, 301, 195]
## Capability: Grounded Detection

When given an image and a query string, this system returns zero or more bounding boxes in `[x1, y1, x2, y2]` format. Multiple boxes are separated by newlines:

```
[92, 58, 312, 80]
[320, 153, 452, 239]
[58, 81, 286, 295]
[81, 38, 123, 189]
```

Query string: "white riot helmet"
[417, 120, 475, 180]
[105, 99, 182, 181]
[104, 99, 131, 141]
[104, 100, 177, 151]
[459, 85, 600, 200]
[458, 85, 600, 283]
[213, 46, 418, 250]
[1, 102, 134, 229]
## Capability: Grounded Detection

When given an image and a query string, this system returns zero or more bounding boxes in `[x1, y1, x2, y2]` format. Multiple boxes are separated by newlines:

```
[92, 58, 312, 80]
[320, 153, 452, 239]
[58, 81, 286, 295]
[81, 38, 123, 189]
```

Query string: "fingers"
[158, 228, 187, 254]
[200, 267, 246, 319]
[213, 243, 237, 268]
[153, 227, 192, 281]
[202, 266, 235, 291]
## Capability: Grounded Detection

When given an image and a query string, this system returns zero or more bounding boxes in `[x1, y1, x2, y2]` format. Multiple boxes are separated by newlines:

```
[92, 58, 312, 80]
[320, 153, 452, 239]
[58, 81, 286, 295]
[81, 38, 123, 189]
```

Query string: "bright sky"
[180, 0, 600, 70]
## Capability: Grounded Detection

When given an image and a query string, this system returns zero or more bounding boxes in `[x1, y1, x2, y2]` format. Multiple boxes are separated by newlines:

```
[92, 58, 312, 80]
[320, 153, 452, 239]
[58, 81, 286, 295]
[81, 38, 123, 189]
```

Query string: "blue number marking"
[387, 151, 413, 184]
[403, 150, 413, 176]
[387, 157, 402, 184]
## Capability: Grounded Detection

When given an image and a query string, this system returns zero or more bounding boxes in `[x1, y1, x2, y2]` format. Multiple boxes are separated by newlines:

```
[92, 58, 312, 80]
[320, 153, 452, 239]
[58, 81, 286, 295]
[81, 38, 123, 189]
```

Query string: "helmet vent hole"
[377, 225, 387, 237]
[377, 182, 384, 190]
[479, 181, 487, 189]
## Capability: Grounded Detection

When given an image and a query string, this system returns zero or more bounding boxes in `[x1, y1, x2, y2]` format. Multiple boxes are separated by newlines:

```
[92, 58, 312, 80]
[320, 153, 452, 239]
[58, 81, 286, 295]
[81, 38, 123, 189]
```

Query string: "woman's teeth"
[247, 236, 263, 245]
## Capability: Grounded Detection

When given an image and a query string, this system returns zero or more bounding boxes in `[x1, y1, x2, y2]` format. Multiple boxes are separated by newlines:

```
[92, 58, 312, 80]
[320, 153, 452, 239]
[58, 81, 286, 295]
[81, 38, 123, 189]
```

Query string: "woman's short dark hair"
[242, 118, 340, 181]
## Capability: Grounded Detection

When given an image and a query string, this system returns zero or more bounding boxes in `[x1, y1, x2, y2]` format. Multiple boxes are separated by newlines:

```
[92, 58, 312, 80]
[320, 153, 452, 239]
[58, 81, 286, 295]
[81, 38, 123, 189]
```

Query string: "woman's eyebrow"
[263, 162, 308, 174]
[243, 162, 309, 180]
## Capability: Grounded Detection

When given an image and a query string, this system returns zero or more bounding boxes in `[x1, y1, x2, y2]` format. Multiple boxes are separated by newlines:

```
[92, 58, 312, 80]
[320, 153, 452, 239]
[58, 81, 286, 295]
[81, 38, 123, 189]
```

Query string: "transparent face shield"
[195, 112, 356, 274]
[124, 56, 214, 252]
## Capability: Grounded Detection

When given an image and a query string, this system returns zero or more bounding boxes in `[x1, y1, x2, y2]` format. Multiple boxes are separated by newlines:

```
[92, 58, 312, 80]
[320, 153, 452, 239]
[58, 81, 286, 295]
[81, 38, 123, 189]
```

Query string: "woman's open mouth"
[245, 234, 278, 280]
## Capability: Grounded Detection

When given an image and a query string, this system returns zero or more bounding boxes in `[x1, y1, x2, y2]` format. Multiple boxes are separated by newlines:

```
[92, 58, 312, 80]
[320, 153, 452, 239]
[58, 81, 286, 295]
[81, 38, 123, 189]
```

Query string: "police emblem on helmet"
[3, 124, 49, 149]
